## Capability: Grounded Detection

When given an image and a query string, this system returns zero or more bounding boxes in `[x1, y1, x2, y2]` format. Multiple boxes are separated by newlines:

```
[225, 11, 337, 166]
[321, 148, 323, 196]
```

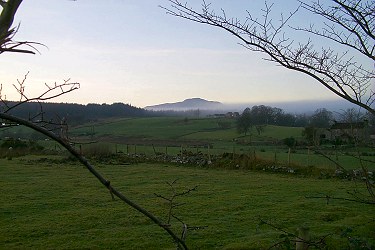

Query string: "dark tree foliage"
[309, 108, 333, 128]
[237, 107, 252, 135]
[283, 137, 297, 149]
[237, 105, 307, 130]
[0, 101, 148, 125]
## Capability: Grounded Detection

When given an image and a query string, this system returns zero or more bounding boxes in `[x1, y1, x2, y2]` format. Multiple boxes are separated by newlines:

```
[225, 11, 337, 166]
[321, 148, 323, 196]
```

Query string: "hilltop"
[144, 98, 223, 111]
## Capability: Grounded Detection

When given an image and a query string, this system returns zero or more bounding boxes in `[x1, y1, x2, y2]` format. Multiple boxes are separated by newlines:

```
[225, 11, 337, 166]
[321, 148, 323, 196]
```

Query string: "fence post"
[296, 226, 310, 250]
[274, 151, 277, 163]
[253, 149, 256, 160]
[207, 144, 211, 163]
[307, 147, 310, 166]
[288, 148, 291, 166]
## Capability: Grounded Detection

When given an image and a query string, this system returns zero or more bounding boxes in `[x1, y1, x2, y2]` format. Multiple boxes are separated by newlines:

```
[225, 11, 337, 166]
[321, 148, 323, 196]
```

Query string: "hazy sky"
[1, 0, 367, 108]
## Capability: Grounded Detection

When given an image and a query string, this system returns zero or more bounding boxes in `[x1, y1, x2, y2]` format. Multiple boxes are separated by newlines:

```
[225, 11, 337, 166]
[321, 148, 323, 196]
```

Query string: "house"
[225, 112, 240, 118]
[328, 121, 368, 143]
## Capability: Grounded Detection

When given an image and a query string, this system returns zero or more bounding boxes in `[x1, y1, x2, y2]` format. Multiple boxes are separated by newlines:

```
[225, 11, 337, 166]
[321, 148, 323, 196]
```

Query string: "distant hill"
[145, 98, 223, 111]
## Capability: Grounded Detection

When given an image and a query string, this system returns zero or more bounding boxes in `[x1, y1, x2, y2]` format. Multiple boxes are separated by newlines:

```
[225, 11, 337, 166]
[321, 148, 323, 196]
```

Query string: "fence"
[54, 142, 367, 170]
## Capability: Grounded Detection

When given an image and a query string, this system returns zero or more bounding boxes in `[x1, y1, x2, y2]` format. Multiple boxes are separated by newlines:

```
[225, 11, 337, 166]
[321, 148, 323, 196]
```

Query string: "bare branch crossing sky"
[2, 0, 369, 108]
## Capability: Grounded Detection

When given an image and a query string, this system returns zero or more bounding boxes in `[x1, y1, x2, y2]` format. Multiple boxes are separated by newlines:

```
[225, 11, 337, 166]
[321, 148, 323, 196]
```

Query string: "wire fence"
[60, 142, 373, 171]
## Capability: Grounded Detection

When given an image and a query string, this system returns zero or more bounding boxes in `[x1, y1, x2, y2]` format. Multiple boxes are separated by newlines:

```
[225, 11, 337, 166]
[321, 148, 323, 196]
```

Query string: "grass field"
[70, 117, 304, 141]
[1, 156, 374, 249]
[46, 117, 373, 172]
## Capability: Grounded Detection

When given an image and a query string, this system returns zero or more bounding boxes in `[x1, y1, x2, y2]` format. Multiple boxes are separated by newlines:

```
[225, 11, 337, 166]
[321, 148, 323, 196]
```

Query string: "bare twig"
[0, 112, 189, 250]
[161, 0, 375, 115]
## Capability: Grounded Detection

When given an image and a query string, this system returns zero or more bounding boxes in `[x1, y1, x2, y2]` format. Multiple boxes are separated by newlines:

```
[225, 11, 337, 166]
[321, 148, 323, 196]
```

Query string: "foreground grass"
[1, 156, 374, 249]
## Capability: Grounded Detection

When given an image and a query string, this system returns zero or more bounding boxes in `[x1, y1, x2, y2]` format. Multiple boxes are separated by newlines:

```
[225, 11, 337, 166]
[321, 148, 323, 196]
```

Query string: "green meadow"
[71, 117, 304, 141]
[68, 117, 373, 171]
[1, 117, 374, 249]
[1, 156, 374, 249]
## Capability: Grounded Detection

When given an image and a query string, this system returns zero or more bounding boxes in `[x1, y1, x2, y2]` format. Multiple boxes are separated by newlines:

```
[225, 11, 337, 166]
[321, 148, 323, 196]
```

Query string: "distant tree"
[294, 114, 309, 127]
[277, 113, 296, 127]
[337, 108, 365, 123]
[365, 112, 375, 135]
[249, 105, 271, 135]
[217, 120, 231, 129]
[162, 0, 375, 115]
[270, 107, 283, 125]
[309, 108, 333, 128]
[302, 126, 320, 146]
[283, 136, 297, 149]
[250, 105, 273, 125]
[236, 107, 252, 136]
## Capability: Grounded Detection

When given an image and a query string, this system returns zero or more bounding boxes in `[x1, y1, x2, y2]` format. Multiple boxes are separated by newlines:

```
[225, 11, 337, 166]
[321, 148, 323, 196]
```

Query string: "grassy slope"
[1, 156, 373, 249]
[3, 117, 372, 170]
[72, 117, 224, 139]
[71, 117, 304, 140]
[68, 117, 374, 171]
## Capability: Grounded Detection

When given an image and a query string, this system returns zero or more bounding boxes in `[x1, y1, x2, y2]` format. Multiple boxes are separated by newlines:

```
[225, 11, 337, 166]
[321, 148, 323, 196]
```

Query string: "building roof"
[330, 122, 365, 130]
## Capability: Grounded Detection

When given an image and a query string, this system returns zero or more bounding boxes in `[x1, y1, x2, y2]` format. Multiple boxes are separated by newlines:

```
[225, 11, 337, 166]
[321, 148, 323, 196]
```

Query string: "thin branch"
[0, 112, 189, 250]
[161, 0, 375, 115]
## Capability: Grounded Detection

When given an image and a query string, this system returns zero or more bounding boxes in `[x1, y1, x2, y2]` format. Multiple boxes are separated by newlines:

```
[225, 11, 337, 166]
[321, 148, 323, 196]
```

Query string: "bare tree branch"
[0, 1, 190, 249]
[0, 112, 189, 250]
[0, 0, 43, 54]
[296, 0, 375, 60]
[161, 0, 375, 115]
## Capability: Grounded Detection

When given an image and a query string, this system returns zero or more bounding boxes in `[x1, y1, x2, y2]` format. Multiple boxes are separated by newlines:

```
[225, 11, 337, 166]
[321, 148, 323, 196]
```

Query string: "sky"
[1, 0, 371, 109]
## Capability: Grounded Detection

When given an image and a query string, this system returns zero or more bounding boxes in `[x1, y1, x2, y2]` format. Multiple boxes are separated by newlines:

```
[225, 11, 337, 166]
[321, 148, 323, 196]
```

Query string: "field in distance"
[66, 117, 374, 171]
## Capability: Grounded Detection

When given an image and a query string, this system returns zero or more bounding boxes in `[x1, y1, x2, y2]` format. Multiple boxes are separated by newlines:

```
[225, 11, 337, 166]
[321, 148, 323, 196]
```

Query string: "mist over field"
[223, 99, 358, 114]
[145, 97, 358, 114]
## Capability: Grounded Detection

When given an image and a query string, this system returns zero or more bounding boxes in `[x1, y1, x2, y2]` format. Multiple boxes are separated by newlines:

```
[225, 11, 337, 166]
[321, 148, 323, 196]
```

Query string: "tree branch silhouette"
[161, 0, 374, 115]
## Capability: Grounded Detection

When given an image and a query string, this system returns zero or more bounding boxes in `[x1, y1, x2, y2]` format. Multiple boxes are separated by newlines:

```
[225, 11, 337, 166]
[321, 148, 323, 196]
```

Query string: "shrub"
[81, 143, 113, 158]
[0, 137, 44, 158]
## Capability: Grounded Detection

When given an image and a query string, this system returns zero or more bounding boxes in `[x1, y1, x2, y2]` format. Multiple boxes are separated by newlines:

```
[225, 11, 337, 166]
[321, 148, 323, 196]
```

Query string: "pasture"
[67, 117, 374, 171]
[1, 116, 374, 249]
[1, 156, 374, 249]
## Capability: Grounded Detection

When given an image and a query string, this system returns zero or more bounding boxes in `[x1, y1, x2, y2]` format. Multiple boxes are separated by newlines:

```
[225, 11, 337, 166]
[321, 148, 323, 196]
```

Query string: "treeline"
[1, 101, 224, 125]
[236, 105, 319, 132]
[236, 105, 374, 133]
[1, 102, 149, 125]
[2, 101, 373, 130]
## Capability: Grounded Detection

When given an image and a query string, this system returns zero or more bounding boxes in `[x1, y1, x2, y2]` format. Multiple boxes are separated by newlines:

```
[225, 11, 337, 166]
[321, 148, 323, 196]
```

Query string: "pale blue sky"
[1, 0, 366, 108]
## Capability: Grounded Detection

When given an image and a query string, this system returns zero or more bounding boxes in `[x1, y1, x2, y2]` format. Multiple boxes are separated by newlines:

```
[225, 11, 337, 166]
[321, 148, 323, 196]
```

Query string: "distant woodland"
[1, 101, 370, 130]
[1, 102, 148, 125]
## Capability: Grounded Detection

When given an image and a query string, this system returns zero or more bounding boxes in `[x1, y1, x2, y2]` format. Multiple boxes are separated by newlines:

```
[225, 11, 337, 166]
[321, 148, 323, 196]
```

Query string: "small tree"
[302, 126, 320, 146]
[338, 107, 365, 123]
[236, 107, 252, 136]
[310, 108, 333, 128]
[283, 136, 297, 149]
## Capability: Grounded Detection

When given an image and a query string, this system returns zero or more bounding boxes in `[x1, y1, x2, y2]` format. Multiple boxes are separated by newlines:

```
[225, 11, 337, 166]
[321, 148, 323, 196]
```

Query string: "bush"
[0, 137, 44, 158]
[81, 143, 113, 158]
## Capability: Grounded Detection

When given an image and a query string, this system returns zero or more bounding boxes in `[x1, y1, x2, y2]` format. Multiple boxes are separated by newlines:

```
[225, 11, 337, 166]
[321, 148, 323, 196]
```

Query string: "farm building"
[327, 121, 371, 143]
